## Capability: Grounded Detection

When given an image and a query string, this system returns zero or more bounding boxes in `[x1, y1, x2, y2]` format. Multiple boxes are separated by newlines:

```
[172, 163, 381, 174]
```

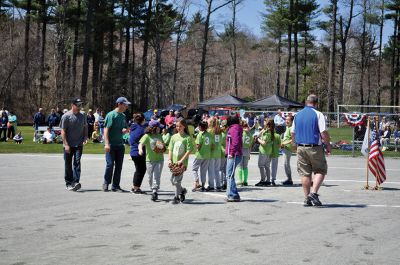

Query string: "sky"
[185, 0, 393, 46]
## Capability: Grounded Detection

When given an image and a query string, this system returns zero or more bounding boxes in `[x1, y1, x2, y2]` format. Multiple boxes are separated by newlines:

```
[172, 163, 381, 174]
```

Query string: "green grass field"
[0, 126, 399, 157]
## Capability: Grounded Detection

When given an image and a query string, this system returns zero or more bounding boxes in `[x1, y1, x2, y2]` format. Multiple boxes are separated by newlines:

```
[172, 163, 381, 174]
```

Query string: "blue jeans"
[104, 145, 125, 188]
[226, 155, 242, 199]
[64, 146, 83, 186]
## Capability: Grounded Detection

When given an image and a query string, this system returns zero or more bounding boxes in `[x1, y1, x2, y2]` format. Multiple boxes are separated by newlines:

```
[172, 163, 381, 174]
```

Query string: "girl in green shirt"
[162, 128, 171, 147]
[255, 118, 281, 186]
[168, 118, 194, 204]
[281, 115, 294, 185]
[139, 120, 166, 201]
[192, 121, 212, 191]
[219, 121, 228, 190]
[237, 121, 253, 186]
[207, 117, 223, 191]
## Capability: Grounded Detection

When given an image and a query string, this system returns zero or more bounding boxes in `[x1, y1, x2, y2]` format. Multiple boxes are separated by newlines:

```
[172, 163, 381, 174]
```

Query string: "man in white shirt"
[43, 127, 55, 143]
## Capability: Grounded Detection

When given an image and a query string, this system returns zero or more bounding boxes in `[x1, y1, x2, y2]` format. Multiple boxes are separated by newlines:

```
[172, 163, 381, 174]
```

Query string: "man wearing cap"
[102, 97, 130, 192]
[60, 99, 88, 191]
[292, 94, 331, 207]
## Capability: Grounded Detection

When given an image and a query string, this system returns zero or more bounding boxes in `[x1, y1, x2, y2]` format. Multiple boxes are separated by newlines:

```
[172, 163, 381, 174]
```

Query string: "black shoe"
[222, 184, 227, 190]
[200, 187, 206, 192]
[72, 182, 81, 191]
[206, 187, 215, 192]
[226, 197, 241, 202]
[180, 188, 187, 202]
[131, 188, 145, 194]
[282, 179, 293, 185]
[102, 184, 109, 192]
[255, 181, 264, 186]
[264, 181, 271, 186]
[151, 192, 158, 201]
[243, 182, 248, 186]
[271, 180, 276, 186]
[303, 198, 313, 207]
[216, 187, 223, 192]
[171, 196, 180, 204]
[111, 186, 124, 192]
[308, 192, 322, 206]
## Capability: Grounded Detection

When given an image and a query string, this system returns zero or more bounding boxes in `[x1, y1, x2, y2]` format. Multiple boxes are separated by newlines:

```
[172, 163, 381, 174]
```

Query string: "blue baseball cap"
[116, 97, 131, 105]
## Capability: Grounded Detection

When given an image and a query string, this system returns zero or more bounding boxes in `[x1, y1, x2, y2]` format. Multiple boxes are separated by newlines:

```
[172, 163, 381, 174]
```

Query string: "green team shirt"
[259, 131, 281, 157]
[220, 131, 227, 157]
[195, 131, 212, 159]
[209, 131, 222, 159]
[104, 110, 128, 146]
[282, 126, 292, 151]
[162, 133, 171, 146]
[168, 133, 194, 167]
[242, 130, 253, 149]
[139, 134, 164, 162]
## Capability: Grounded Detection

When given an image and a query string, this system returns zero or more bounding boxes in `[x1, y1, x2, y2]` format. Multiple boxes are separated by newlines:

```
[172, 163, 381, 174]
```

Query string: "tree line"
[0, 0, 399, 121]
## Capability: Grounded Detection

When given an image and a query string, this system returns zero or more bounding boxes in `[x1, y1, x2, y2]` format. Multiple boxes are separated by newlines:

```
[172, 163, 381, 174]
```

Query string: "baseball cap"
[72, 98, 83, 105]
[149, 120, 164, 128]
[116, 97, 131, 105]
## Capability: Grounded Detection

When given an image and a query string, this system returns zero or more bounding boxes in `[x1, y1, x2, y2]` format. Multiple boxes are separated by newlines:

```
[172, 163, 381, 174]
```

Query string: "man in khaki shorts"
[291, 95, 331, 206]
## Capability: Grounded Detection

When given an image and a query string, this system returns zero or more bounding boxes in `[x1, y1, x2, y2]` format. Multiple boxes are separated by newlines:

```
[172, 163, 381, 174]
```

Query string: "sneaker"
[151, 192, 158, 201]
[282, 179, 293, 185]
[216, 187, 223, 192]
[66, 185, 74, 191]
[131, 188, 145, 194]
[308, 192, 322, 206]
[180, 188, 187, 202]
[111, 186, 124, 192]
[255, 181, 264, 186]
[171, 196, 180, 204]
[72, 182, 81, 191]
[226, 197, 241, 202]
[271, 180, 276, 186]
[243, 182, 248, 186]
[102, 184, 109, 192]
[264, 181, 271, 186]
[303, 198, 313, 207]
[206, 187, 215, 192]
[200, 187, 206, 192]
[222, 184, 227, 190]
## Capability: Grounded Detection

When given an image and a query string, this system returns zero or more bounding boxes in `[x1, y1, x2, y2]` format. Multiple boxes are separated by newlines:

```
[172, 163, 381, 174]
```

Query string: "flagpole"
[364, 117, 371, 190]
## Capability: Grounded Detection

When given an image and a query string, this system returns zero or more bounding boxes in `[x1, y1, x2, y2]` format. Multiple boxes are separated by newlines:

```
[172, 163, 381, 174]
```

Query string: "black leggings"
[0, 127, 7, 141]
[131, 155, 147, 187]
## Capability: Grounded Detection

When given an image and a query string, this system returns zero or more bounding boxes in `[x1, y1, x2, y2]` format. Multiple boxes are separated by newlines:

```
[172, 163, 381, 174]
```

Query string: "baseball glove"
[168, 163, 187, 176]
[153, 140, 166, 153]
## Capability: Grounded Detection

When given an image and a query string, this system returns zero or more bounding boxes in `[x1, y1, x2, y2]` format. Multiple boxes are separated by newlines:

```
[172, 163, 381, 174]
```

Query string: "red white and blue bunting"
[343, 113, 366, 127]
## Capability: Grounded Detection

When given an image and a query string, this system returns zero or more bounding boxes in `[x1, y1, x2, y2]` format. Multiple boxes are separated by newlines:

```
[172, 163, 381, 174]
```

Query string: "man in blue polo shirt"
[292, 94, 331, 207]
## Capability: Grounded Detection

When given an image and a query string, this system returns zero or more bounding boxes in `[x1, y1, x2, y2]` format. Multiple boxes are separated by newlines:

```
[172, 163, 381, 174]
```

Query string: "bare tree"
[327, 0, 337, 112]
[338, 0, 355, 106]
[199, 0, 234, 102]
[172, 0, 190, 103]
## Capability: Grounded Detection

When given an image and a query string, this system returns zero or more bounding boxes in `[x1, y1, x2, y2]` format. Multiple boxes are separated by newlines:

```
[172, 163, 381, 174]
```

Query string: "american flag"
[368, 131, 386, 185]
